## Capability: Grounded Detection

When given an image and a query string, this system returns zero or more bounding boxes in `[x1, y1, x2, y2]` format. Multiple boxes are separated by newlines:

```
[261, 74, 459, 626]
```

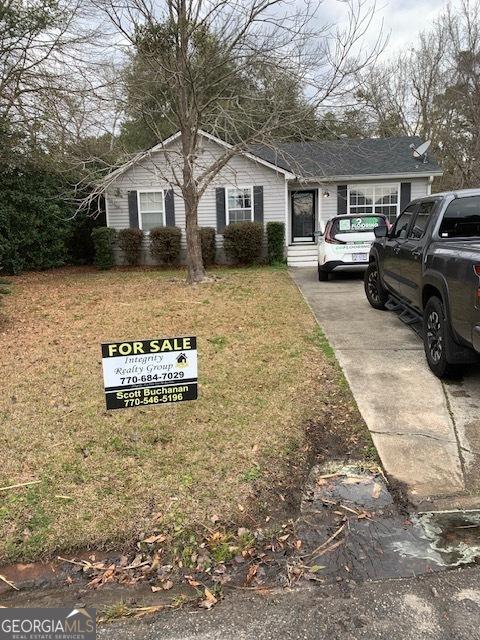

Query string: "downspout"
[428, 175, 434, 195]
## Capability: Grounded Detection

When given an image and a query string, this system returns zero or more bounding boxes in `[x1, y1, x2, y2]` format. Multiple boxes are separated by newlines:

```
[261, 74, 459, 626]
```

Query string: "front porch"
[287, 242, 317, 267]
[286, 186, 324, 267]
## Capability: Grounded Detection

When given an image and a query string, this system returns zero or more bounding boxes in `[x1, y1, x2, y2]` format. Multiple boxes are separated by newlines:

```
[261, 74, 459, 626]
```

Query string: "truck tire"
[364, 262, 388, 310]
[318, 264, 329, 281]
[423, 296, 458, 378]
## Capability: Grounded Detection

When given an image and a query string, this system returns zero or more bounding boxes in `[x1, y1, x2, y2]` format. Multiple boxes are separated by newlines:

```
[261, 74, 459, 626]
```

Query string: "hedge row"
[92, 221, 286, 269]
[92, 226, 219, 269]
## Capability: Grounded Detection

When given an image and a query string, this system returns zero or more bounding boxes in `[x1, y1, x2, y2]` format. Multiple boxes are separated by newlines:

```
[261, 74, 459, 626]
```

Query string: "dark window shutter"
[337, 185, 348, 215]
[128, 190, 139, 228]
[253, 186, 264, 224]
[216, 187, 226, 233]
[165, 189, 175, 226]
[400, 182, 412, 212]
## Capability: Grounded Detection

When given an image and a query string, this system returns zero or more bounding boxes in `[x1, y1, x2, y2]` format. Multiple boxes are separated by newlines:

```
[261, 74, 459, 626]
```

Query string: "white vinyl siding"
[138, 190, 164, 231]
[106, 137, 287, 263]
[226, 187, 253, 223]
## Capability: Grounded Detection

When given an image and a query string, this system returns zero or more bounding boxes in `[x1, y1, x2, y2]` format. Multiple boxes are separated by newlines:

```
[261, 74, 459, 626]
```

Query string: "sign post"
[101, 336, 197, 410]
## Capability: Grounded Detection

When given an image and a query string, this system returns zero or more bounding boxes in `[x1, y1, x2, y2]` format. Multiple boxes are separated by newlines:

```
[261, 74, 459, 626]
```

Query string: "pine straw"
[0, 266, 369, 562]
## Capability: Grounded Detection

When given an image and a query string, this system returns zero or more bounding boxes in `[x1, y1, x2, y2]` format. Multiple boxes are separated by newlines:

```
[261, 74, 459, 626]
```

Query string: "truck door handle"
[412, 250, 422, 258]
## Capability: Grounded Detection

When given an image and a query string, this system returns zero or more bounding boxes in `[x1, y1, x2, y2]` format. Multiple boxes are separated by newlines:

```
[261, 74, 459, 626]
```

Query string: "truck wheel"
[364, 262, 388, 310]
[318, 265, 329, 281]
[423, 297, 457, 378]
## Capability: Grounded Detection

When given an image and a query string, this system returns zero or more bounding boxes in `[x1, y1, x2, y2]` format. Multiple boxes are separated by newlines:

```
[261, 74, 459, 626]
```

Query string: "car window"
[331, 215, 387, 236]
[409, 201, 436, 239]
[439, 196, 480, 238]
[391, 205, 416, 239]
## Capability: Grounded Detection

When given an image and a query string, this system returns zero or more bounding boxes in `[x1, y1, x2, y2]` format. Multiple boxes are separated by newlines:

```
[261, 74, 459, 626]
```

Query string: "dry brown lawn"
[0, 266, 370, 562]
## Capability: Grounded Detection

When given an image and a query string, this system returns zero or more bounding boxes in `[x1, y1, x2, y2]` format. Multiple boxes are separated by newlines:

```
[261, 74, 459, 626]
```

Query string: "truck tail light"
[474, 266, 480, 307]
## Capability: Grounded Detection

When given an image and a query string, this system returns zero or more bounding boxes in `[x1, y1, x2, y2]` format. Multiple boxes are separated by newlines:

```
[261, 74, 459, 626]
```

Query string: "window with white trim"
[226, 187, 253, 223]
[348, 184, 399, 223]
[138, 191, 164, 232]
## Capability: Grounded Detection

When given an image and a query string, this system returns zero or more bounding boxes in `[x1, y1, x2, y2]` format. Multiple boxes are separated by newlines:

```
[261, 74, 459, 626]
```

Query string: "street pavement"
[97, 566, 480, 640]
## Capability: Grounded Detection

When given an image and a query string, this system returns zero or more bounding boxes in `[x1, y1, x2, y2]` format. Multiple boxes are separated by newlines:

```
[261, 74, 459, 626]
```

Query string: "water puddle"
[296, 464, 480, 583]
[404, 511, 480, 567]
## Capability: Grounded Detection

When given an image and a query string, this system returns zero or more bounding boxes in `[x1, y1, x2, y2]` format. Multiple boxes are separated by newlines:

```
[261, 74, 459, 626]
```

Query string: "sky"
[320, 0, 461, 58]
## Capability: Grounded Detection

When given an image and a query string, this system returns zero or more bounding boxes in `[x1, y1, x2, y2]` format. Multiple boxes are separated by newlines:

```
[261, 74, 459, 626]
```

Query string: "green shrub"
[92, 227, 117, 270]
[66, 212, 106, 265]
[0, 166, 70, 274]
[200, 227, 216, 266]
[223, 221, 263, 265]
[150, 227, 182, 265]
[266, 221, 285, 264]
[117, 228, 144, 265]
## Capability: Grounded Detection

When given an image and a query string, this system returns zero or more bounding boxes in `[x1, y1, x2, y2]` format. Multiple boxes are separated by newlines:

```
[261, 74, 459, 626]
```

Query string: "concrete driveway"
[291, 268, 480, 509]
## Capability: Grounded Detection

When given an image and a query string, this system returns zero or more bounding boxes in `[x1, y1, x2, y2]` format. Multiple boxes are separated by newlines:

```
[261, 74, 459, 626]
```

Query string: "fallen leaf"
[245, 564, 258, 586]
[187, 577, 201, 587]
[143, 534, 166, 544]
[372, 482, 382, 499]
[87, 564, 116, 589]
[127, 553, 144, 568]
[198, 587, 217, 609]
[162, 580, 174, 590]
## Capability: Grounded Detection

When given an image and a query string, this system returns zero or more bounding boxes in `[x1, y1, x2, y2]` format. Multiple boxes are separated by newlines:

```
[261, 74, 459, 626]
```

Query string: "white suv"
[318, 214, 389, 281]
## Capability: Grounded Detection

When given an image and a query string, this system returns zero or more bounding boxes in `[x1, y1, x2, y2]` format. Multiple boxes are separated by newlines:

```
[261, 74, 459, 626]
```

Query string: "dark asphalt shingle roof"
[249, 136, 442, 178]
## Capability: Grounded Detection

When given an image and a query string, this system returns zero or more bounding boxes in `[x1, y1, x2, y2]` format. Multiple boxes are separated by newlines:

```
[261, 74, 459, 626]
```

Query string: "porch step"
[287, 243, 318, 267]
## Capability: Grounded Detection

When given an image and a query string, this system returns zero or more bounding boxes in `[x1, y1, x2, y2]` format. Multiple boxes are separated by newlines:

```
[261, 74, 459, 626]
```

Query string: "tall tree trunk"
[181, 132, 206, 283]
[184, 190, 206, 284]
[176, 0, 206, 284]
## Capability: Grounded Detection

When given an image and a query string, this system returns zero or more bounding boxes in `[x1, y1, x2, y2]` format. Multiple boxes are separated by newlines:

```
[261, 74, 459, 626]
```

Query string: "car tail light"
[474, 266, 480, 277]
[325, 225, 346, 245]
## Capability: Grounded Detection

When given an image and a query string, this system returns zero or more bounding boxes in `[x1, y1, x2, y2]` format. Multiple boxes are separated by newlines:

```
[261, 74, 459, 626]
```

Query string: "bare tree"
[357, 0, 480, 190]
[87, 0, 383, 284]
[0, 0, 105, 156]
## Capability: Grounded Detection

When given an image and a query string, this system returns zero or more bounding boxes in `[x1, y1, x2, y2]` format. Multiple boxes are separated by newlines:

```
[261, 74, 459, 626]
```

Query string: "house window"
[348, 184, 399, 222]
[138, 191, 164, 232]
[226, 187, 253, 223]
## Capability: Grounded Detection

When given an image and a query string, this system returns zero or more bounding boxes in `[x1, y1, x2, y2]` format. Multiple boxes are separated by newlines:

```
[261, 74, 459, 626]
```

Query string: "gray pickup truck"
[364, 189, 480, 378]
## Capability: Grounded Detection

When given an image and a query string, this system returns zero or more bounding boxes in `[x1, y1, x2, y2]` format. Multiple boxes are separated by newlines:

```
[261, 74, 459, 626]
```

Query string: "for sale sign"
[101, 336, 197, 410]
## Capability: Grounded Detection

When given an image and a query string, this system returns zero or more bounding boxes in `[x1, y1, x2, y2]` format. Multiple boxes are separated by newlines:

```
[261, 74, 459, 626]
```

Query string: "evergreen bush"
[223, 221, 263, 265]
[117, 228, 145, 265]
[92, 227, 117, 270]
[150, 227, 182, 264]
[266, 221, 285, 264]
[200, 227, 216, 266]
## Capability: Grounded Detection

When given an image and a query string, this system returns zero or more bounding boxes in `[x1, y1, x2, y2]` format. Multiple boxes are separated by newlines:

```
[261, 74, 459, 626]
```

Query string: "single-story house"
[104, 130, 442, 267]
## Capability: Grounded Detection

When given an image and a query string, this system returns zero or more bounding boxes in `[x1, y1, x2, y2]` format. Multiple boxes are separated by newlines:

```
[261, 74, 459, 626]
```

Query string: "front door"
[291, 190, 315, 242]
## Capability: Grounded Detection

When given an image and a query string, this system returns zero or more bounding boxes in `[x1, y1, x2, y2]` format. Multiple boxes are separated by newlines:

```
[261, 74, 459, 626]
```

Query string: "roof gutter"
[290, 171, 444, 183]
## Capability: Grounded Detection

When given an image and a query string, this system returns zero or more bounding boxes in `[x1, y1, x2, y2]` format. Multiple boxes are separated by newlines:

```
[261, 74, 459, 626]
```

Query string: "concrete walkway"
[290, 268, 480, 507]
